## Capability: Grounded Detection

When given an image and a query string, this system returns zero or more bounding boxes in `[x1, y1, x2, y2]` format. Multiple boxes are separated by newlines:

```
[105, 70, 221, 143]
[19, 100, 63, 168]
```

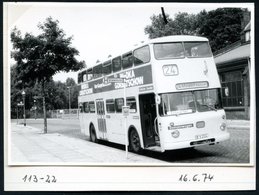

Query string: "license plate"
[195, 134, 208, 140]
[190, 138, 215, 146]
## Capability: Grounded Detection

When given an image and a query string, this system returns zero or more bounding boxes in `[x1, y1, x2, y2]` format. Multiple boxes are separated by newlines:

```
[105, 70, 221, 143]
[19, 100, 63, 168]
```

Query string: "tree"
[198, 8, 248, 52]
[11, 17, 85, 133]
[144, 14, 174, 39]
[144, 12, 199, 39]
[144, 8, 249, 52]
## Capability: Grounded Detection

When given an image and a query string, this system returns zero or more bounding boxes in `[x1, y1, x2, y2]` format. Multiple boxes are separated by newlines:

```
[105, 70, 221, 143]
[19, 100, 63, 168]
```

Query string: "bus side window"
[93, 64, 103, 79]
[133, 46, 150, 66]
[112, 56, 122, 72]
[83, 73, 87, 82]
[106, 99, 115, 113]
[115, 98, 124, 113]
[103, 60, 112, 75]
[86, 68, 93, 81]
[126, 97, 137, 113]
[78, 72, 82, 84]
[79, 103, 83, 113]
[122, 52, 133, 69]
[89, 101, 95, 113]
[84, 102, 89, 113]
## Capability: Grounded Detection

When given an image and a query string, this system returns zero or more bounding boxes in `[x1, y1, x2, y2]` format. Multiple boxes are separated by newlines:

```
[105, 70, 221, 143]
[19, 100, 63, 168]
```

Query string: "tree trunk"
[42, 80, 47, 133]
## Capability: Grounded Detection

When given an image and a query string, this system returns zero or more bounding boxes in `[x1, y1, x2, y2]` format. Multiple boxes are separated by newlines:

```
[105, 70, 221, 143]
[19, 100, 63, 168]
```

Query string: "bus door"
[96, 100, 107, 140]
[139, 93, 157, 148]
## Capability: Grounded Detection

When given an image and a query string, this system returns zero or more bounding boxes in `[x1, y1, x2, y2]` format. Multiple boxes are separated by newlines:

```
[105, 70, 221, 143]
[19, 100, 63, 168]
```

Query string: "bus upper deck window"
[103, 60, 112, 75]
[112, 56, 122, 72]
[82, 71, 87, 82]
[86, 69, 93, 81]
[93, 64, 103, 79]
[184, 42, 212, 58]
[122, 52, 133, 69]
[133, 46, 150, 66]
[78, 72, 82, 84]
[154, 42, 184, 60]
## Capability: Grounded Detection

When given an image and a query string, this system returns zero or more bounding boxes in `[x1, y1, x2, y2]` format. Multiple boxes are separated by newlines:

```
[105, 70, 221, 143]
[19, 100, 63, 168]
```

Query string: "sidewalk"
[10, 123, 165, 164]
[226, 119, 250, 130]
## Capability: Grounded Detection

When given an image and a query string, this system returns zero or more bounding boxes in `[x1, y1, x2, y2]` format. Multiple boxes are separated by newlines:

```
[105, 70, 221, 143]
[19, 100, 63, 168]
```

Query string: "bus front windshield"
[154, 41, 212, 60]
[159, 89, 223, 116]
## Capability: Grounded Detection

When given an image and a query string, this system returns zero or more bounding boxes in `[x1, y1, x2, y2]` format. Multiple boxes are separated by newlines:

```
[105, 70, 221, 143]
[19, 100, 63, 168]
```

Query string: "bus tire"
[90, 125, 98, 143]
[129, 129, 142, 153]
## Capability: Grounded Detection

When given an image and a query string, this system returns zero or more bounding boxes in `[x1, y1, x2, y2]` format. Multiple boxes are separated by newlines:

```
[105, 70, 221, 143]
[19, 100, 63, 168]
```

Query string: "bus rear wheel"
[90, 125, 98, 143]
[129, 129, 142, 153]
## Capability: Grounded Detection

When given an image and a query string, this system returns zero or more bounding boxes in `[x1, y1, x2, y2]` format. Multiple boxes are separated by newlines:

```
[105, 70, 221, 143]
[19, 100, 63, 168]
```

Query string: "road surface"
[12, 118, 250, 163]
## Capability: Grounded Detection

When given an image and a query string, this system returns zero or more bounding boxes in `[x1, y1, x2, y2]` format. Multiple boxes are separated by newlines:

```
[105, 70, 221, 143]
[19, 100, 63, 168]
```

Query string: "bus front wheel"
[129, 129, 142, 153]
[90, 125, 98, 143]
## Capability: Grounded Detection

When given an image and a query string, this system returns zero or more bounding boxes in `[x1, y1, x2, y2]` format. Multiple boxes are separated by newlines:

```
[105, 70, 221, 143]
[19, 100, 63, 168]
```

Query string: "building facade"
[214, 22, 251, 120]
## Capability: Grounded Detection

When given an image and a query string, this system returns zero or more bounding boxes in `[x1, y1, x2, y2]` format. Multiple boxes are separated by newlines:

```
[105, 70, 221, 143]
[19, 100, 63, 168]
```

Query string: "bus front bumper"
[163, 132, 230, 151]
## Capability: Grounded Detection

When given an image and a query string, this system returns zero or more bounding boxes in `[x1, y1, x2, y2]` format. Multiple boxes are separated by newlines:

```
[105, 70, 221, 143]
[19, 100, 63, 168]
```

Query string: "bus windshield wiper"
[201, 104, 217, 111]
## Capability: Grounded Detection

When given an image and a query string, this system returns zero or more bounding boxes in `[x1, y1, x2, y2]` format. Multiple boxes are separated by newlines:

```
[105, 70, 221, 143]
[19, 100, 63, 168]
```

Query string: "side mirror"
[156, 95, 161, 104]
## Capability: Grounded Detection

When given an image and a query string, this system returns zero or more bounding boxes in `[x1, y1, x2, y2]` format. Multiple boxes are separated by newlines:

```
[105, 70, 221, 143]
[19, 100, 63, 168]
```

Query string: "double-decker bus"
[77, 35, 230, 153]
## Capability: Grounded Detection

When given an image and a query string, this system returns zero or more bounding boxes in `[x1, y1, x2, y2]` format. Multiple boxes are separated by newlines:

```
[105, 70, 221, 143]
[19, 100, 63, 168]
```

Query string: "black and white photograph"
[4, 2, 255, 191]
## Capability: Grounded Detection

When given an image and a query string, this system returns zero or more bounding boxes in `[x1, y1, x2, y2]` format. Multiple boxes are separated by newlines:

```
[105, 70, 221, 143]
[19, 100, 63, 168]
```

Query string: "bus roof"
[78, 35, 209, 74]
[148, 35, 209, 44]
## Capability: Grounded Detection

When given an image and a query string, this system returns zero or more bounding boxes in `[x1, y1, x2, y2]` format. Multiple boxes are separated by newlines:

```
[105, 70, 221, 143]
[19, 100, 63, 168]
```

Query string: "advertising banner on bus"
[79, 65, 153, 96]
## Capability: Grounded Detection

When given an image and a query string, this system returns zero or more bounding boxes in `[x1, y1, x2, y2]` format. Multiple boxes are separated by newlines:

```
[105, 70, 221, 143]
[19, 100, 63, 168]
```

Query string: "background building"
[214, 20, 251, 120]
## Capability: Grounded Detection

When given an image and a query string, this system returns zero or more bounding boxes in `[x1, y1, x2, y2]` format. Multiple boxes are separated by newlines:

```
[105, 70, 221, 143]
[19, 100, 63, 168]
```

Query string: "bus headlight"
[171, 130, 180, 138]
[220, 123, 226, 131]
[196, 121, 205, 128]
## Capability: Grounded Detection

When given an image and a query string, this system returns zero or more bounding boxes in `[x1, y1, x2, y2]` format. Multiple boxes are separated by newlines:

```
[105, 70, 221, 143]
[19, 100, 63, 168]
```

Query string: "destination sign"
[175, 81, 209, 90]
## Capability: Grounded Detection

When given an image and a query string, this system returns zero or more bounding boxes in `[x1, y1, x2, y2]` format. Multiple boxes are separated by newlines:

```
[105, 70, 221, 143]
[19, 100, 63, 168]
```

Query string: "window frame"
[89, 101, 95, 113]
[126, 97, 137, 113]
[106, 99, 115, 113]
[153, 42, 185, 60]
[83, 102, 90, 113]
[115, 98, 124, 113]
[93, 64, 103, 79]
[103, 60, 112, 75]
[112, 56, 122, 73]
[86, 68, 93, 81]
[133, 45, 151, 66]
[184, 41, 213, 58]
[122, 52, 133, 69]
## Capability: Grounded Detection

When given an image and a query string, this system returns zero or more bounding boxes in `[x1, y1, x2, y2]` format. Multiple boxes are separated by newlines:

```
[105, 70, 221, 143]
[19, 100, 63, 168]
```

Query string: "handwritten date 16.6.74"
[179, 174, 214, 182]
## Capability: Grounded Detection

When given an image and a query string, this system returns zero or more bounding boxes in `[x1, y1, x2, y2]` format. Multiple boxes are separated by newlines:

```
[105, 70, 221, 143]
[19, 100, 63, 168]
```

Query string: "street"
[11, 118, 250, 164]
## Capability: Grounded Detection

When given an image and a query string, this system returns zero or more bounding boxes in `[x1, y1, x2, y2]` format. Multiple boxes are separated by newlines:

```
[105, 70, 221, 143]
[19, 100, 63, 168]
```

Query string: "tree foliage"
[11, 17, 85, 84]
[144, 8, 249, 52]
[144, 12, 199, 39]
[10, 67, 79, 118]
[198, 8, 247, 52]
[10, 17, 85, 132]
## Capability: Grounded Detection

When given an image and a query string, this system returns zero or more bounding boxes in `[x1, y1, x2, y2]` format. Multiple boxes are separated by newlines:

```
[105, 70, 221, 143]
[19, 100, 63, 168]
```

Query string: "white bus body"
[78, 35, 230, 153]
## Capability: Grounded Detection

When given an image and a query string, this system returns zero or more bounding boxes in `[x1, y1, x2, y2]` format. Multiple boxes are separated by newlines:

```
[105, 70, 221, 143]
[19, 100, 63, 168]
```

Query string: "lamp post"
[34, 99, 37, 120]
[21, 90, 26, 126]
[16, 103, 19, 124]
[67, 86, 71, 116]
